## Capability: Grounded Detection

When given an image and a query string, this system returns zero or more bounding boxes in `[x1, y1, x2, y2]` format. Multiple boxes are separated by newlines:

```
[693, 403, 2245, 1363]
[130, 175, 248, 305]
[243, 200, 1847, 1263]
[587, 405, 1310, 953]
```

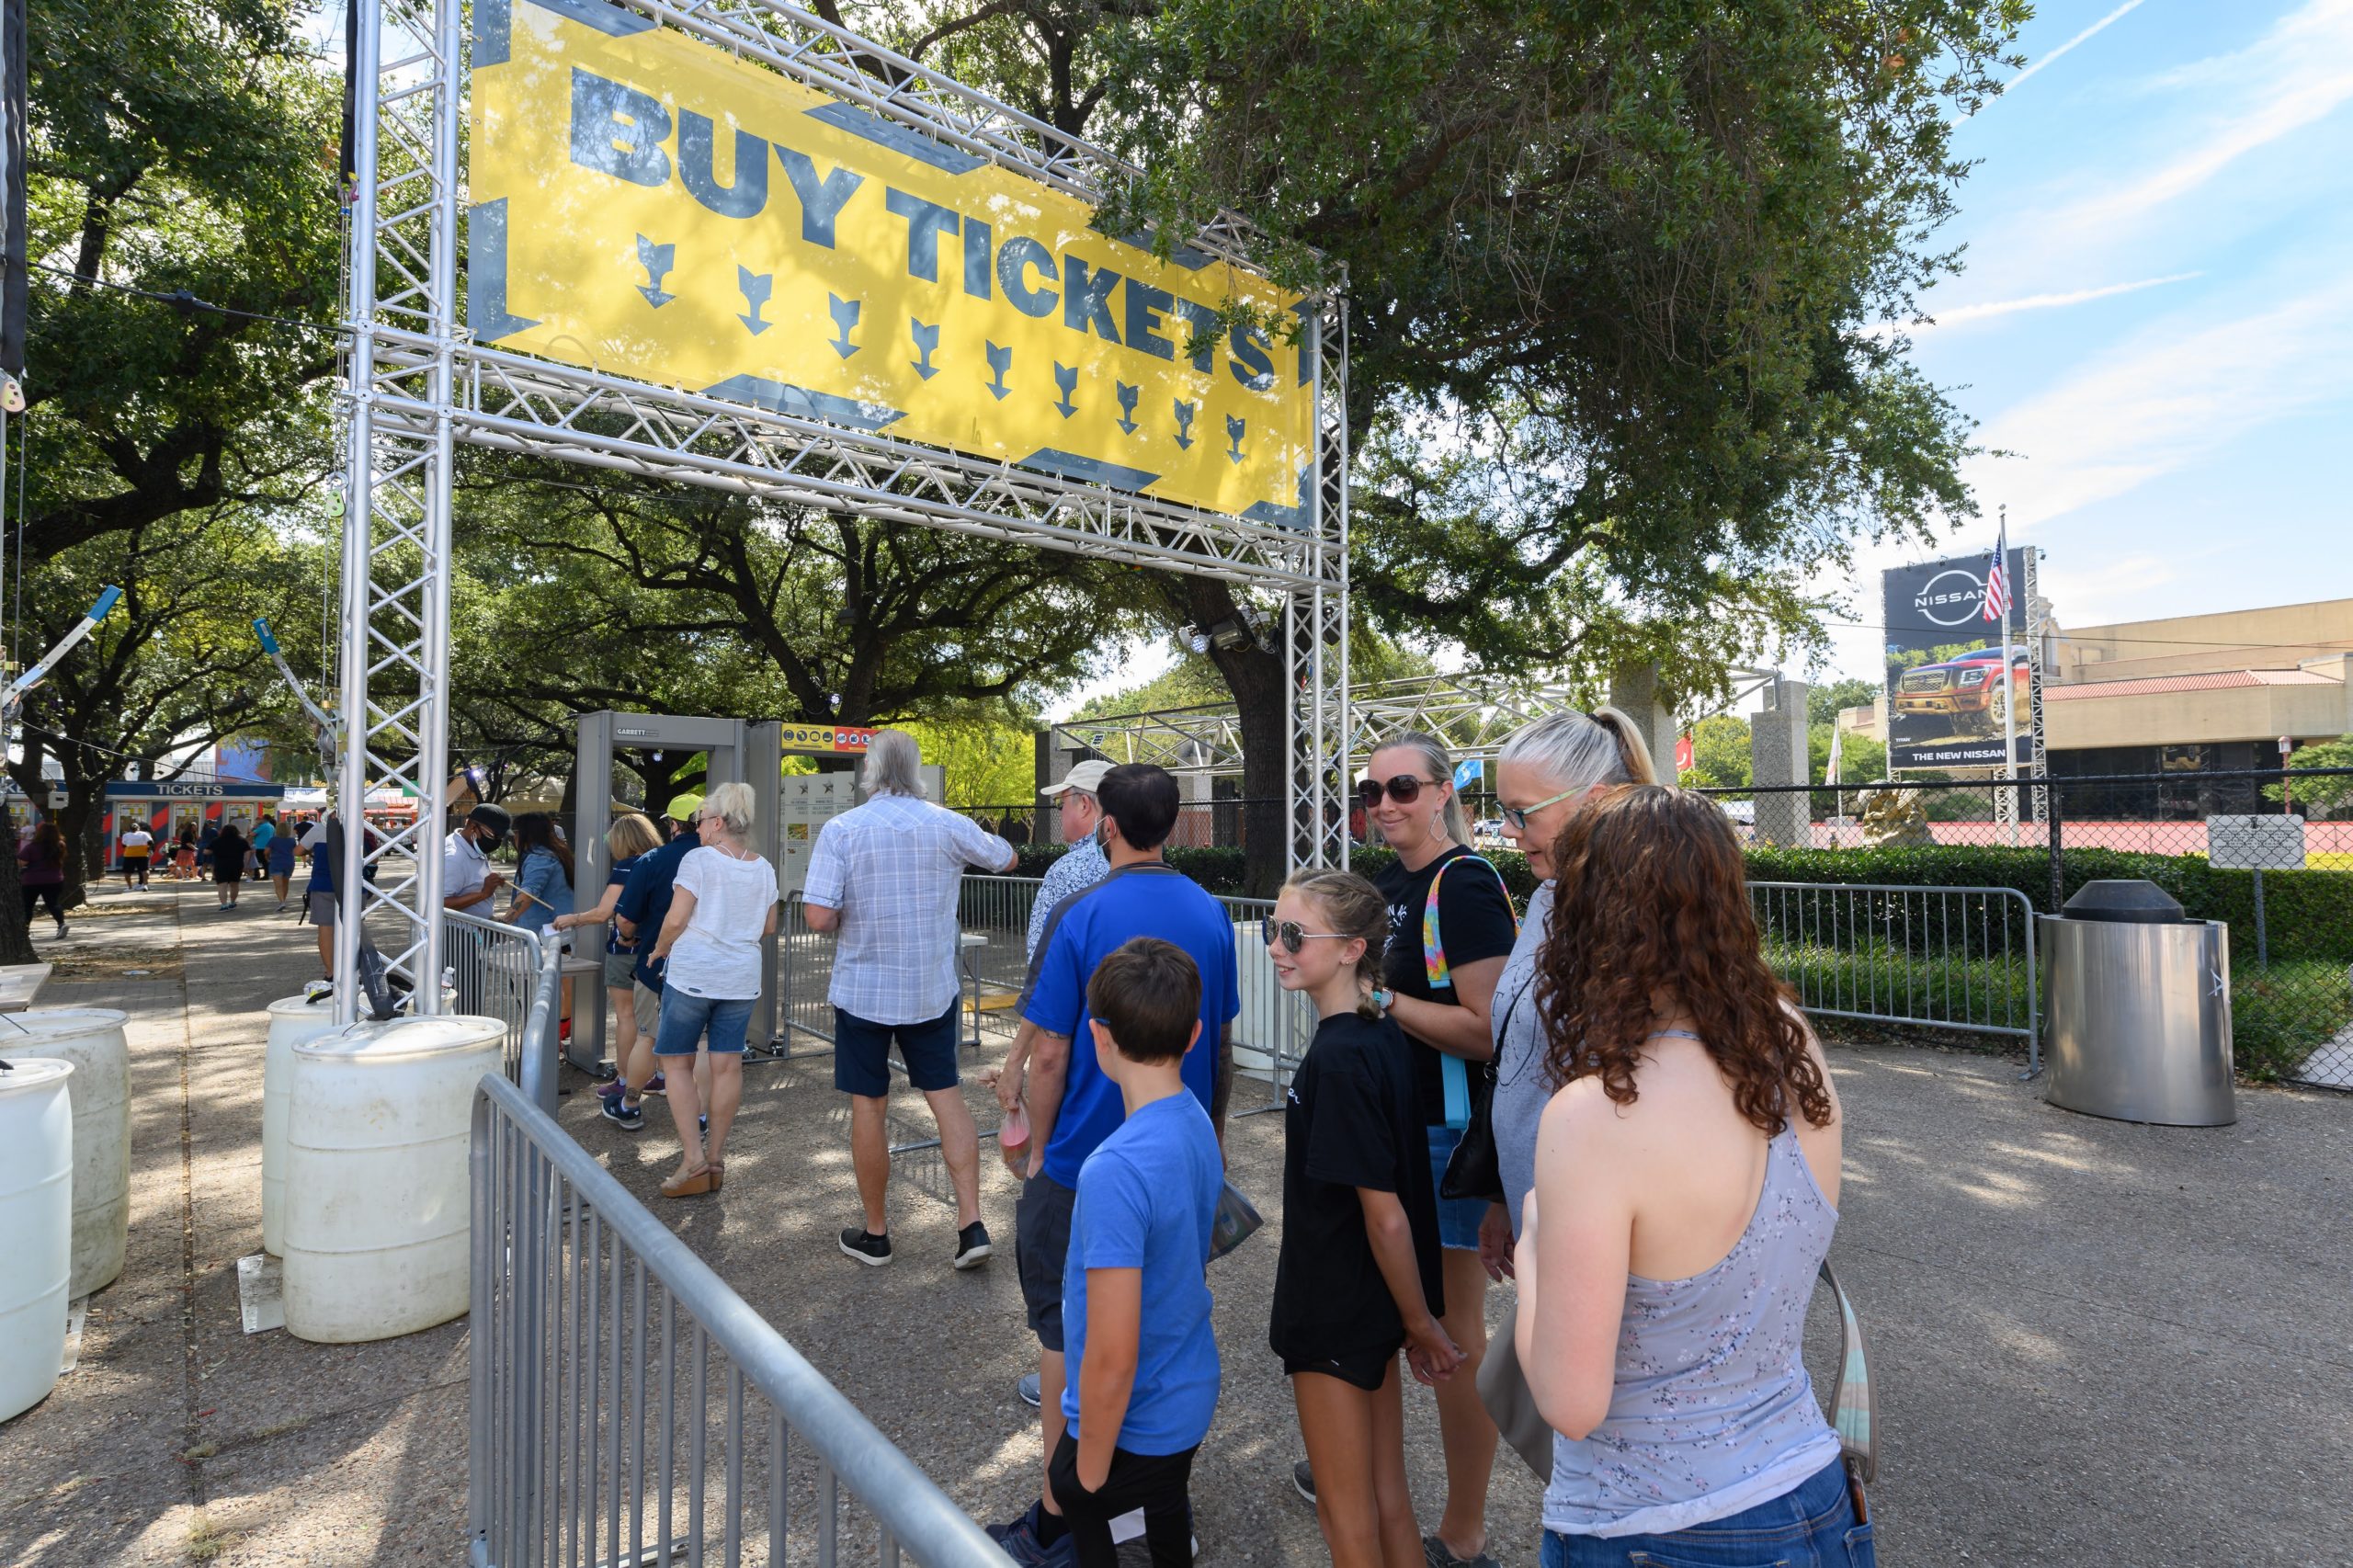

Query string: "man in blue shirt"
[1050, 936, 1223, 1568]
[991, 764, 1238, 1564]
[604, 796, 705, 1130]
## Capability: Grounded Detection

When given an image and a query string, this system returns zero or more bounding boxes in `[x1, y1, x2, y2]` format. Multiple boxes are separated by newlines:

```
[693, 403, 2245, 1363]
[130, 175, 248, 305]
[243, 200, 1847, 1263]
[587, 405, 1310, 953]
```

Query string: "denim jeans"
[1540, 1459, 1874, 1567]
[652, 989, 754, 1056]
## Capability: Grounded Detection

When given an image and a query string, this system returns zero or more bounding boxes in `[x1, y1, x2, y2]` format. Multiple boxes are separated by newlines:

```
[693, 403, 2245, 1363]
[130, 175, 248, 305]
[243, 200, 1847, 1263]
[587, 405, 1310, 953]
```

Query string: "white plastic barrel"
[262, 995, 346, 1256]
[6, 1009, 131, 1297]
[281, 1015, 503, 1343]
[0, 1057, 74, 1422]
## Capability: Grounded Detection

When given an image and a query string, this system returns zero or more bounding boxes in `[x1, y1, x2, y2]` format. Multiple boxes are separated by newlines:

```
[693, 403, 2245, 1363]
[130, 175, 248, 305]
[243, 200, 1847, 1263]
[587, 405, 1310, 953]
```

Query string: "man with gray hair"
[804, 728, 1018, 1269]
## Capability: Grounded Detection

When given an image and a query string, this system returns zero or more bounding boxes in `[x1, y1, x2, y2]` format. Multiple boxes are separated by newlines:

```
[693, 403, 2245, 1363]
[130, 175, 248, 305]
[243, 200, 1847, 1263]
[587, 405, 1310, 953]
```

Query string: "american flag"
[1983, 519, 2009, 623]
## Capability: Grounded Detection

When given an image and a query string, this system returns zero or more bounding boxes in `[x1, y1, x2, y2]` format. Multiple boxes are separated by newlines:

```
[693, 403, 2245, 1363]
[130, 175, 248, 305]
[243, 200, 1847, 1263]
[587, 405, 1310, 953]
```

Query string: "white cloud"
[1908, 272, 2200, 332]
[2073, 0, 2353, 227]
[1961, 274, 2353, 531]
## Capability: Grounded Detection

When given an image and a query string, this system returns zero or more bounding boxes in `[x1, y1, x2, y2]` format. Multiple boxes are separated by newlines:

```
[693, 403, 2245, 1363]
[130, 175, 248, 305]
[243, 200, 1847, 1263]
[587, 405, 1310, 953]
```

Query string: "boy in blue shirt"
[1049, 937, 1224, 1568]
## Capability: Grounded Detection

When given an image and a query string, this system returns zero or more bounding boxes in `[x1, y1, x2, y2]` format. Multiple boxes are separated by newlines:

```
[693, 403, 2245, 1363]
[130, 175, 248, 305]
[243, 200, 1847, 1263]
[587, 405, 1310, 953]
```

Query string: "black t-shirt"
[1269, 1011, 1445, 1364]
[1373, 845, 1520, 1125]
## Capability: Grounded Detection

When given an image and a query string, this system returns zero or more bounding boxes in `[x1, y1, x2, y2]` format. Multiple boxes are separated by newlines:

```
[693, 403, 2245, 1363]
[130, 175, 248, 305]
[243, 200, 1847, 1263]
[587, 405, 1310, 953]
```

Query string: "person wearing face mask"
[1299, 733, 1514, 1568]
[442, 802, 513, 914]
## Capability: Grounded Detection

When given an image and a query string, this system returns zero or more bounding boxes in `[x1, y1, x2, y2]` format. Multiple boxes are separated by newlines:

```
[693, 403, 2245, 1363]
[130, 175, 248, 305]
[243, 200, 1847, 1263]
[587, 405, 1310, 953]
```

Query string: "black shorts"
[831, 1005, 960, 1096]
[1016, 1172, 1078, 1353]
[1281, 1342, 1401, 1392]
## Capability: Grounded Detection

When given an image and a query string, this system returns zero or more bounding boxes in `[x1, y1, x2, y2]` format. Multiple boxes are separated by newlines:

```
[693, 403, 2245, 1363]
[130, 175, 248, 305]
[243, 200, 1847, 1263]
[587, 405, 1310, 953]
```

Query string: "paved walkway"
[3, 890, 2347, 1565]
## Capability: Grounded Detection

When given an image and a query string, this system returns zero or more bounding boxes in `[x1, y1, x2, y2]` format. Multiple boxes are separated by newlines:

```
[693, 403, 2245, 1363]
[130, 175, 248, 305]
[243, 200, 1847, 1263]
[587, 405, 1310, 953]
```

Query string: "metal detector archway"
[334, 0, 1349, 1021]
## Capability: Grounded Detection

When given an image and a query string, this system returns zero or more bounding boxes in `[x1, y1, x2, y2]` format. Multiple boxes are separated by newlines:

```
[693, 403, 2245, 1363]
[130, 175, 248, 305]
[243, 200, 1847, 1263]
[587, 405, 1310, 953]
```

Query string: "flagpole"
[1999, 504, 2018, 847]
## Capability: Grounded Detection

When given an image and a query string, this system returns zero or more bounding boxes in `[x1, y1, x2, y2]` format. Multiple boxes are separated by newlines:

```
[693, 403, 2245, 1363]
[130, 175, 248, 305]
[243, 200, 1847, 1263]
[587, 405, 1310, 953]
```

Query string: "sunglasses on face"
[1499, 786, 1582, 833]
[1356, 774, 1443, 809]
[1260, 915, 1349, 955]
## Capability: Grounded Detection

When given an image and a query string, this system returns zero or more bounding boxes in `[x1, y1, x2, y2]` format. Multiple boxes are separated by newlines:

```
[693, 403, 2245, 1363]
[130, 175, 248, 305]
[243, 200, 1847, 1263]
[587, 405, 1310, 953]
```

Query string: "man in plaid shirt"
[805, 729, 1016, 1270]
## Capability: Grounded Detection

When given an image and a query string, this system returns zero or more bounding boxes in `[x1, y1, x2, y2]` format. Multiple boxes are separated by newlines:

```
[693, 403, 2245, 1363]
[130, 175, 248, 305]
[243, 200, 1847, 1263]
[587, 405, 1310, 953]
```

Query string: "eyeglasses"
[1500, 786, 1582, 832]
[1260, 915, 1349, 954]
[1356, 775, 1443, 809]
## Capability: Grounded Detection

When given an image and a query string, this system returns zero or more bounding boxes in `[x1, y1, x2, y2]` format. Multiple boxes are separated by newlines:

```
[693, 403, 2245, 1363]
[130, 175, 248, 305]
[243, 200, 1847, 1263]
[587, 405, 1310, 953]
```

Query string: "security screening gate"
[568, 711, 784, 1076]
[334, 0, 1351, 1025]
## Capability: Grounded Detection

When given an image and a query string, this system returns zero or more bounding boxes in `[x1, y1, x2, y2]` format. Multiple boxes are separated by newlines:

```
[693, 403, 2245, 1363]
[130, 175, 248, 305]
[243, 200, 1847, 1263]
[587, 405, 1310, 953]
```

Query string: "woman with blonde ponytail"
[1265, 869, 1457, 1568]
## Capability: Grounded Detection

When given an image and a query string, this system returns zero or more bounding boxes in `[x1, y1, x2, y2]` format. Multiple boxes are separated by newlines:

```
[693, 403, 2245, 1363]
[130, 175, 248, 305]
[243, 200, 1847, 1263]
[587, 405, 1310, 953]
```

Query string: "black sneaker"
[952, 1221, 992, 1269]
[839, 1228, 892, 1267]
[1292, 1459, 1315, 1505]
[600, 1095, 644, 1131]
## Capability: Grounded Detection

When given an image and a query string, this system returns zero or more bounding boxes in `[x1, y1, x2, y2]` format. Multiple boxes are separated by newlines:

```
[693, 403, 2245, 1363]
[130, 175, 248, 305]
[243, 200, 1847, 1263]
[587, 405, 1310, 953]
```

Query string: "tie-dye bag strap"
[1424, 855, 1520, 1129]
[1817, 1259, 1878, 1483]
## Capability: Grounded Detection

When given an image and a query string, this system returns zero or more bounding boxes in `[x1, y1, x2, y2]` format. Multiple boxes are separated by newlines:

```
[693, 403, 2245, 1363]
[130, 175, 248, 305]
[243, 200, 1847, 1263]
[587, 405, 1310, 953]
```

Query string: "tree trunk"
[0, 823, 30, 964]
[54, 780, 105, 912]
[1184, 577, 1292, 898]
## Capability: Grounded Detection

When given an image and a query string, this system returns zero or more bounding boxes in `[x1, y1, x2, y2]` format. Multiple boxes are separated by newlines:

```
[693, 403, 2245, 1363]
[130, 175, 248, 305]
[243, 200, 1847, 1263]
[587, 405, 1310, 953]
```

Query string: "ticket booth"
[100, 780, 290, 869]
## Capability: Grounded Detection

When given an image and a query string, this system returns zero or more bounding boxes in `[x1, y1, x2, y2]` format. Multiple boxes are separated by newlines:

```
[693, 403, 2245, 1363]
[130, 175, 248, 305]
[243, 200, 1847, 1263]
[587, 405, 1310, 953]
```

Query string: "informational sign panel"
[471, 0, 1314, 523]
[1881, 549, 2035, 771]
[777, 722, 873, 755]
[776, 772, 850, 895]
[2208, 815, 2306, 871]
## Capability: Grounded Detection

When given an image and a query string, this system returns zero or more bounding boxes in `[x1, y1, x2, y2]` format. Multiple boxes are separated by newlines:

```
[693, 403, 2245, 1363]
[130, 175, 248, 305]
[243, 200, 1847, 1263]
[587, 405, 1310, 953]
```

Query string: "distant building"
[1842, 597, 2352, 813]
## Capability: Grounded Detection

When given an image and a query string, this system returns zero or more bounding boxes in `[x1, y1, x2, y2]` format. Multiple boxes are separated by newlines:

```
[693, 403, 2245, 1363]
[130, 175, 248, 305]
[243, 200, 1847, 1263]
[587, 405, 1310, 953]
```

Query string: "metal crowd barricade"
[468, 1071, 1005, 1568]
[445, 909, 558, 1100]
[1749, 881, 2042, 1074]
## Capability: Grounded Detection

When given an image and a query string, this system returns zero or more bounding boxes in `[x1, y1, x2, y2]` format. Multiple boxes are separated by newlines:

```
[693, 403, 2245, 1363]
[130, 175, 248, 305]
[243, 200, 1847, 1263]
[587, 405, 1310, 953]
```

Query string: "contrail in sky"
[1963, 0, 2150, 119]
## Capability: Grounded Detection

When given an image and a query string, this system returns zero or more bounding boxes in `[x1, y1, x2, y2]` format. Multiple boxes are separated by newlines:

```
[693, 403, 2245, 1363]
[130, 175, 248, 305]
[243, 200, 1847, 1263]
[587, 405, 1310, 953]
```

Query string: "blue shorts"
[832, 1005, 960, 1096]
[653, 990, 754, 1057]
[1427, 1123, 1489, 1252]
[1540, 1458, 1871, 1566]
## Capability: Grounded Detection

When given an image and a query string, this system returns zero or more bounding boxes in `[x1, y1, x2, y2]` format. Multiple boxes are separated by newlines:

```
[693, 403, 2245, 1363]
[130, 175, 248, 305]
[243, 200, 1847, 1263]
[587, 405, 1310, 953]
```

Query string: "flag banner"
[470, 0, 1316, 523]
[1880, 550, 2033, 771]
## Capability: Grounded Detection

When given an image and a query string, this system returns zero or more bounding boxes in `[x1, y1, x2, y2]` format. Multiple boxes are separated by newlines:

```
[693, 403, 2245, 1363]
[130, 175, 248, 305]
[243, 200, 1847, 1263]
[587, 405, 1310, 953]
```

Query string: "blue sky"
[1814, 0, 2353, 684]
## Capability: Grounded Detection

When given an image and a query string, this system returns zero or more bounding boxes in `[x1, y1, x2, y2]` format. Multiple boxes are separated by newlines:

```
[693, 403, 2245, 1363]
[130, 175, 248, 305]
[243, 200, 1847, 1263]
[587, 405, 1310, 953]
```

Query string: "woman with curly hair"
[1515, 786, 1866, 1565]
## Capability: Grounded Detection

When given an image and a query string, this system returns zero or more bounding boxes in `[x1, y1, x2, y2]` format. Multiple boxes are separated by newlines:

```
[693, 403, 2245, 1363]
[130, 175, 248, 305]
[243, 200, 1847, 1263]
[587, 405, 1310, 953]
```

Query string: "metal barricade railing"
[446, 908, 548, 1088]
[468, 1072, 1006, 1568]
[1750, 881, 2041, 1073]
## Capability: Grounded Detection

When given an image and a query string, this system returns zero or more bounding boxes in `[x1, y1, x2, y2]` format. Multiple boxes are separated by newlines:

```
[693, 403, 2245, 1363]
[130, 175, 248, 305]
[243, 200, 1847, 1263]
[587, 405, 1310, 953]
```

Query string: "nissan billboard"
[1881, 550, 2033, 771]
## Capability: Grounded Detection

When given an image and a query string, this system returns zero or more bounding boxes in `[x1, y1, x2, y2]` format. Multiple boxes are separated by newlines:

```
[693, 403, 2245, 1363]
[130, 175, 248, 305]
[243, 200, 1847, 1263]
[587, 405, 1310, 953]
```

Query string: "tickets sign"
[471, 0, 1316, 524]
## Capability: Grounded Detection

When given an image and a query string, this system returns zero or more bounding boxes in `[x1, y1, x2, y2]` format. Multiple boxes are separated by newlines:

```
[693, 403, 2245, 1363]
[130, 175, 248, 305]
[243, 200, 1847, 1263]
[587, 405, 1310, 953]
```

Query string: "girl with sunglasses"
[1264, 869, 1459, 1568]
[1344, 733, 1516, 1568]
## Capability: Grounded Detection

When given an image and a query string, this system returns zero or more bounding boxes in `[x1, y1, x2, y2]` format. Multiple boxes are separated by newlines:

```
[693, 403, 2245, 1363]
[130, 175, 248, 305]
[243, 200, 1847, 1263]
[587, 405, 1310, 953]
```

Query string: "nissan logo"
[1913, 568, 1986, 628]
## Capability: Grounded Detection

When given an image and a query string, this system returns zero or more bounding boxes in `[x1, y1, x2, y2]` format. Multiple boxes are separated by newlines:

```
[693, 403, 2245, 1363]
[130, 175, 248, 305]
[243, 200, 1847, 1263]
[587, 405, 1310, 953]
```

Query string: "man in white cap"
[1024, 760, 1113, 962]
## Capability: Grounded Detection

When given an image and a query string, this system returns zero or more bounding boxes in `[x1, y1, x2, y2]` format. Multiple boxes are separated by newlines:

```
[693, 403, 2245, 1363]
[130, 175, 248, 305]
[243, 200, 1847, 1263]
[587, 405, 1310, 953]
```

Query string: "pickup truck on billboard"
[1892, 648, 2030, 736]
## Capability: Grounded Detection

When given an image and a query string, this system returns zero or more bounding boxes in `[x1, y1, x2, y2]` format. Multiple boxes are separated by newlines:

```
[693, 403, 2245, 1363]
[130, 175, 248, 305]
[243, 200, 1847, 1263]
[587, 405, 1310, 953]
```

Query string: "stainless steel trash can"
[2042, 880, 2235, 1126]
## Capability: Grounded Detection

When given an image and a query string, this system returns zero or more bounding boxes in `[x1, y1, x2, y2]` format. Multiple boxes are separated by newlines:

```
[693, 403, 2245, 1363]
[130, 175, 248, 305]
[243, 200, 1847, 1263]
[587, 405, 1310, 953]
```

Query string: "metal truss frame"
[1993, 548, 2052, 834]
[338, 0, 1348, 1017]
[1055, 669, 1585, 786]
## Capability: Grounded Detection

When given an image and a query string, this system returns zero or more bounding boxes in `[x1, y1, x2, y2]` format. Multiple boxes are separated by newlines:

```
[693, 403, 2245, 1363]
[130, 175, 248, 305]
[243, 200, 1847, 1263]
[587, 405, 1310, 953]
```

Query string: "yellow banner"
[470, 0, 1315, 524]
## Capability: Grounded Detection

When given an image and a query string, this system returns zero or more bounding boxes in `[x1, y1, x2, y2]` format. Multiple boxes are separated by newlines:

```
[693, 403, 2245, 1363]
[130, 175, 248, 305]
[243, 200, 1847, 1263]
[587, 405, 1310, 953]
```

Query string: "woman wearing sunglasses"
[1306, 732, 1517, 1568]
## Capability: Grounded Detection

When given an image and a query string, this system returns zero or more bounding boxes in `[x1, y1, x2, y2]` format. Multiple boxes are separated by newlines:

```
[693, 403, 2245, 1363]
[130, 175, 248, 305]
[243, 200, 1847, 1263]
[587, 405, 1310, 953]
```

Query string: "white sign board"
[2208, 814, 2306, 871]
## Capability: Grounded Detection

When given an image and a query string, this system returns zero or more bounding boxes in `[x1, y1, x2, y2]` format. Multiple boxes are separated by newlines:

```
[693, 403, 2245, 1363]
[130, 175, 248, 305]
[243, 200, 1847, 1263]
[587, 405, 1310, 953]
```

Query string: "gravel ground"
[4, 888, 2347, 1567]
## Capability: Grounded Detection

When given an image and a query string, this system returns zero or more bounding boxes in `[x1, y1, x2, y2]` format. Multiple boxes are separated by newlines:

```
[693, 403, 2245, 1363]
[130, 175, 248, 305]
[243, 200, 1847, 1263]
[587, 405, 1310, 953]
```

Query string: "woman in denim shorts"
[643, 782, 777, 1198]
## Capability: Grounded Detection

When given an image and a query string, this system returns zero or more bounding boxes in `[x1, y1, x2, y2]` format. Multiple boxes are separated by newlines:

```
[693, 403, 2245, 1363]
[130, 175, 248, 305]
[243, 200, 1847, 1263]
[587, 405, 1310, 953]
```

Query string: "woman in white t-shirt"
[645, 781, 778, 1198]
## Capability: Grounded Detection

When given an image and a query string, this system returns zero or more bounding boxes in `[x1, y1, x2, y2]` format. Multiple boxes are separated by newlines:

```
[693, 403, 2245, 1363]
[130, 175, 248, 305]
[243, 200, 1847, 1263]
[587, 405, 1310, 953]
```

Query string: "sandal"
[660, 1165, 714, 1199]
[708, 1159, 724, 1192]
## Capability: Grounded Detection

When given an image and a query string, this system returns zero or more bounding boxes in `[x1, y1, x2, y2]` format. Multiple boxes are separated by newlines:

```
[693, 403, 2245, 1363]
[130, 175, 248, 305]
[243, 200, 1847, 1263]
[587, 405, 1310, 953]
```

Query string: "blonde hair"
[700, 781, 756, 839]
[1368, 732, 1472, 846]
[861, 729, 924, 797]
[607, 812, 661, 859]
[1497, 706, 1657, 794]
[1284, 869, 1390, 1019]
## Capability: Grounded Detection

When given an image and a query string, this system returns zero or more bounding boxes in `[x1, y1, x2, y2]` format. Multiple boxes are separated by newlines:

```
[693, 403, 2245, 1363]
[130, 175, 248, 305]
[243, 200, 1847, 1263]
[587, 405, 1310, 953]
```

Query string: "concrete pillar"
[1751, 678, 1811, 846]
[1607, 662, 1679, 779]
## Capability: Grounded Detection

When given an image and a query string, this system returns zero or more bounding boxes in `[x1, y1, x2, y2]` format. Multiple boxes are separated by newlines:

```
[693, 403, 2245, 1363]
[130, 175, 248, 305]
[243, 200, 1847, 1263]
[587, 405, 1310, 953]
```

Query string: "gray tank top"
[1543, 1072, 1843, 1539]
